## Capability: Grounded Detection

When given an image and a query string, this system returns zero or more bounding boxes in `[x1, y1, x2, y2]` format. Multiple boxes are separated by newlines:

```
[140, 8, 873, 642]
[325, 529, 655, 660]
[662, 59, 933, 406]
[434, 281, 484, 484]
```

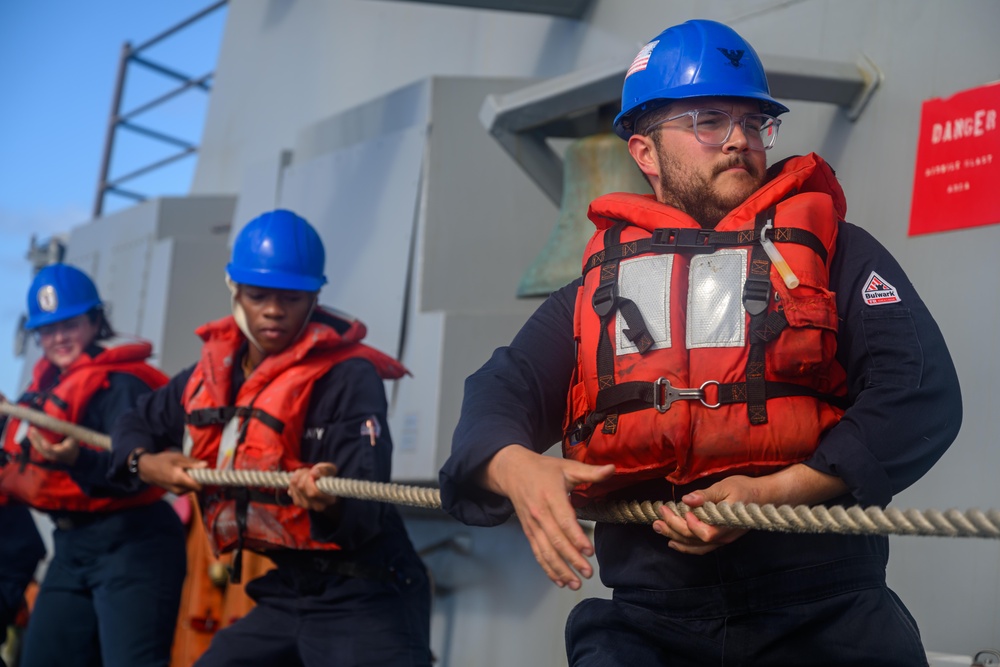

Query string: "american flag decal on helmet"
[626, 41, 659, 79]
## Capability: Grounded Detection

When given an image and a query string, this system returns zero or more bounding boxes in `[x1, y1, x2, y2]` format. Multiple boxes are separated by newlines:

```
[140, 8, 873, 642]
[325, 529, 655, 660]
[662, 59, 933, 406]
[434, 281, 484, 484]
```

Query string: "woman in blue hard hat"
[0, 263, 186, 667]
[109, 209, 433, 667]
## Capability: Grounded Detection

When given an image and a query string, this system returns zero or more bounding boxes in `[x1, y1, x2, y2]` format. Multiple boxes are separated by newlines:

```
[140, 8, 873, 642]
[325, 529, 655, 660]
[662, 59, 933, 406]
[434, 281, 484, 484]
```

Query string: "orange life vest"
[169, 494, 275, 667]
[183, 308, 407, 555]
[0, 342, 168, 512]
[563, 153, 849, 499]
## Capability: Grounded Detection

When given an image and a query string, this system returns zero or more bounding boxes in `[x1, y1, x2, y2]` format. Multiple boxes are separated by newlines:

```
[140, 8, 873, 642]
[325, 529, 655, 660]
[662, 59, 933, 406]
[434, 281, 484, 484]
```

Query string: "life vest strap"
[578, 378, 847, 440]
[593, 223, 627, 435]
[716, 380, 849, 410]
[186, 406, 285, 435]
[743, 208, 775, 425]
[752, 310, 789, 343]
[582, 226, 827, 278]
[22, 390, 68, 412]
[44, 394, 70, 412]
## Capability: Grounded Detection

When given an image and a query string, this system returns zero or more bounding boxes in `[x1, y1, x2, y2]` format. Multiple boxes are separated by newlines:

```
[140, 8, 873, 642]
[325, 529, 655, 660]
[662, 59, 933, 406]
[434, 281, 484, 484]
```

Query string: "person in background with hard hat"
[107, 209, 433, 667]
[440, 19, 961, 665]
[0, 263, 186, 667]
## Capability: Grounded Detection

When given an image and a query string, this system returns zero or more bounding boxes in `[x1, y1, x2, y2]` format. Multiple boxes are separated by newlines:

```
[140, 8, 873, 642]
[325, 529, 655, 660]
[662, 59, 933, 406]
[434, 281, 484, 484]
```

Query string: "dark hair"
[86, 307, 116, 341]
[632, 102, 674, 136]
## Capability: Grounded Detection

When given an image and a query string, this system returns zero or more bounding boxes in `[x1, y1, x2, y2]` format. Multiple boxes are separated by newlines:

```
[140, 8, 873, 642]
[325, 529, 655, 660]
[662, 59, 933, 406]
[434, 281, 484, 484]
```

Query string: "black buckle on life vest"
[742, 274, 770, 316]
[566, 414, 602, 446]
[650, 228, 714, 254]
[592, 284, 616, 317]
[186, 407, 236, 427]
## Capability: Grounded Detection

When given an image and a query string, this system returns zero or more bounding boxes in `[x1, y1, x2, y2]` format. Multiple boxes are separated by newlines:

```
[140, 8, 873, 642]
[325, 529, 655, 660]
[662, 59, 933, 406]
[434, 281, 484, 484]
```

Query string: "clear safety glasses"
[35, 316, 87, 339]
[646, 109, 781, 151]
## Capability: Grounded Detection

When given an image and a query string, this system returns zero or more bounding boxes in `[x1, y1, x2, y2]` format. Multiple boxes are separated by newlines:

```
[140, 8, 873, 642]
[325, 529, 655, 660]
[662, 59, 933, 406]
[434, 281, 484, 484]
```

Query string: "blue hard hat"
[25, 263, 103, 330]
[614, 19, 790, 139]
[226, 209, 327, 292]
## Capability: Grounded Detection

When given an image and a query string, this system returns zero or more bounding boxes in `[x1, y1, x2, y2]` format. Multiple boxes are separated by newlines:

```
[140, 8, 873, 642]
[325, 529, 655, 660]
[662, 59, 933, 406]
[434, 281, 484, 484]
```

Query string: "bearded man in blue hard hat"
[441, 19, 961, 665]
[108, 210, 433, 667]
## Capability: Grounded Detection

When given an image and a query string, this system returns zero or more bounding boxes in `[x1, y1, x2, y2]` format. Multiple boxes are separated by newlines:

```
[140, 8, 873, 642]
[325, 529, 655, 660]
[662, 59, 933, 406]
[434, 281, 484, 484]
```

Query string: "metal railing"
[92, 0, 228, 218]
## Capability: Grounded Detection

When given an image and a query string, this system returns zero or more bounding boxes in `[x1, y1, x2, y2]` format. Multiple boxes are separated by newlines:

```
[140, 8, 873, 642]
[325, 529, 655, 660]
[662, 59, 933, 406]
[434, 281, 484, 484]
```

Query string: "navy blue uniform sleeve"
[440, 281, 579, 527]
[299, 357, 398, 550]
[69, 372, 159, 496]
[106, 366, 194, 491]
[804, 221, 962, 506]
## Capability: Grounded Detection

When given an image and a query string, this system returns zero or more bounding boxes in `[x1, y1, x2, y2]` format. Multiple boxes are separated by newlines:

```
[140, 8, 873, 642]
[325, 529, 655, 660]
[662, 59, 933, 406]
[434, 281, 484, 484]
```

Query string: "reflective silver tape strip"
[13, 418, 29, 444]
[615, 254, 674, 356]
[182, 426, 194, 457]
[687, 249, 747, 349]
[215, 417, 242, 470]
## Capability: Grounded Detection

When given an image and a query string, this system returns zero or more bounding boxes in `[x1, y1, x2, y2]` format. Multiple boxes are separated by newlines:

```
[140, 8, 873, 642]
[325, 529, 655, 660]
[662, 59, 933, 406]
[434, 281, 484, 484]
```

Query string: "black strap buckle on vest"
[592, 283, 616, 317]
[742, 274, 771, 316]
[186, 406, 237, 427]
[186, 406, 285, 435]
[650, 227, 715, 254]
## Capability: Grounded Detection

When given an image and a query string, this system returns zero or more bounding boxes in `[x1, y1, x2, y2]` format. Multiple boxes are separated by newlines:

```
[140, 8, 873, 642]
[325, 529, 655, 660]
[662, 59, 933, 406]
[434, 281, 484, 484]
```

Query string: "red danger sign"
[908, 81, 1000, 236]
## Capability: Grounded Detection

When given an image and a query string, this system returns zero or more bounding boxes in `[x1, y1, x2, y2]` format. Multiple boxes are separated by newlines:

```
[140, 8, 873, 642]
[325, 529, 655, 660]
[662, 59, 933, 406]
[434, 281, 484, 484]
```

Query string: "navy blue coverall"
[440, 220, 962, 666]
[0, 502, 45, 667]
[4, 350, 186, 667]
[109, 351, 433, 667]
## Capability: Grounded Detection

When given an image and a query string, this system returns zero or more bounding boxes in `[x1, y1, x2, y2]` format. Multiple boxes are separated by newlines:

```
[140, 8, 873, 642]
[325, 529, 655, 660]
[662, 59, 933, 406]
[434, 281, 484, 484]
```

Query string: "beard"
[655, 144, 766, 229]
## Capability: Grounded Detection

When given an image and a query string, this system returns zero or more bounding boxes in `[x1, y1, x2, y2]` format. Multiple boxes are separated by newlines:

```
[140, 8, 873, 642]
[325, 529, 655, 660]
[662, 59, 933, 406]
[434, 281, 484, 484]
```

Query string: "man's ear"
[627, 134, 660, 182]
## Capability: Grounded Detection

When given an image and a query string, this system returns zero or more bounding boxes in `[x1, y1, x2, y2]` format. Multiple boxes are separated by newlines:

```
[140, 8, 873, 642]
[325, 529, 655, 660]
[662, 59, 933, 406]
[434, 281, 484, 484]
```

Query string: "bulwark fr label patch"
[862, 271, 902, 306]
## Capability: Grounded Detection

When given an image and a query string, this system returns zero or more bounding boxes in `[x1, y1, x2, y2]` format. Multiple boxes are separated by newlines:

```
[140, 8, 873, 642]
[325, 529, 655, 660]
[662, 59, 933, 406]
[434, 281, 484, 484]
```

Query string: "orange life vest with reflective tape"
[183, 308, 407, 555]
[0, 342, 168, 511]
[563, 153, 849, 500]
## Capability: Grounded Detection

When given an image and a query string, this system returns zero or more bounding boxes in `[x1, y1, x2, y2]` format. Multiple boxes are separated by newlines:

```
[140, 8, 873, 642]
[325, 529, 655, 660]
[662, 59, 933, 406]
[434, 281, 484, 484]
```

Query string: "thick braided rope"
[580, 499, 1000, 538]
[188, 468, 1000, 539]
[0, 401, 112, 450]
[187, 468, 443, 510]
[5, 401, 999, 539]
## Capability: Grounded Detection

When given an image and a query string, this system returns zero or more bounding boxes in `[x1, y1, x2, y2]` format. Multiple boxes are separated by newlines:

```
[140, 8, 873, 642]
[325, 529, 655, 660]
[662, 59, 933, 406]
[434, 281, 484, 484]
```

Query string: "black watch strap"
[128, 449, 148, 475]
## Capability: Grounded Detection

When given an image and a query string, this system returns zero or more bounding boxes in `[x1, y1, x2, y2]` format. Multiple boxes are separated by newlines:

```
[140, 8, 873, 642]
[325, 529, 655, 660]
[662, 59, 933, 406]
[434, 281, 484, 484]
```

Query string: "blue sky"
[0, 1, 227, 396]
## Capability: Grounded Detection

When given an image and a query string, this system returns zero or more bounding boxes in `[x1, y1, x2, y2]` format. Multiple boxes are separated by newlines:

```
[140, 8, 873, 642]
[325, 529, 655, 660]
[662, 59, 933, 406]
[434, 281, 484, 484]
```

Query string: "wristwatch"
[127, 448, 148, 476]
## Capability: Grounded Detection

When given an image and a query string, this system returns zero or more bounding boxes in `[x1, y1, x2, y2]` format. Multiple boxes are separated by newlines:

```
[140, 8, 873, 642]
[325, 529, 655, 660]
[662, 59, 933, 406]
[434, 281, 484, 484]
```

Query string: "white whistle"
[760, 219, 800, 289]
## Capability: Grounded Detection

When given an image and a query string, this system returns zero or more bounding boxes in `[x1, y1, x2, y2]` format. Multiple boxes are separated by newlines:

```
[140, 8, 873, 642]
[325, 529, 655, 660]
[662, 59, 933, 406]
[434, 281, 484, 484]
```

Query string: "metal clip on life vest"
[653, 378, 722, 413]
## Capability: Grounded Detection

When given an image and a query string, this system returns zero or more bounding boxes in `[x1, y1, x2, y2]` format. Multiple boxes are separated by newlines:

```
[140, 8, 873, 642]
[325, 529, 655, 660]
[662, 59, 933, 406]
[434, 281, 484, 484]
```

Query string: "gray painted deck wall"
[56, 0, 999, 661]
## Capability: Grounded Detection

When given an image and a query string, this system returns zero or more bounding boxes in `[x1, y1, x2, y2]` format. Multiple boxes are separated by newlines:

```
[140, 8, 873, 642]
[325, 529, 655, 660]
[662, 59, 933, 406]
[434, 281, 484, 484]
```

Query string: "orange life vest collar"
[587, 153, 847, 234]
